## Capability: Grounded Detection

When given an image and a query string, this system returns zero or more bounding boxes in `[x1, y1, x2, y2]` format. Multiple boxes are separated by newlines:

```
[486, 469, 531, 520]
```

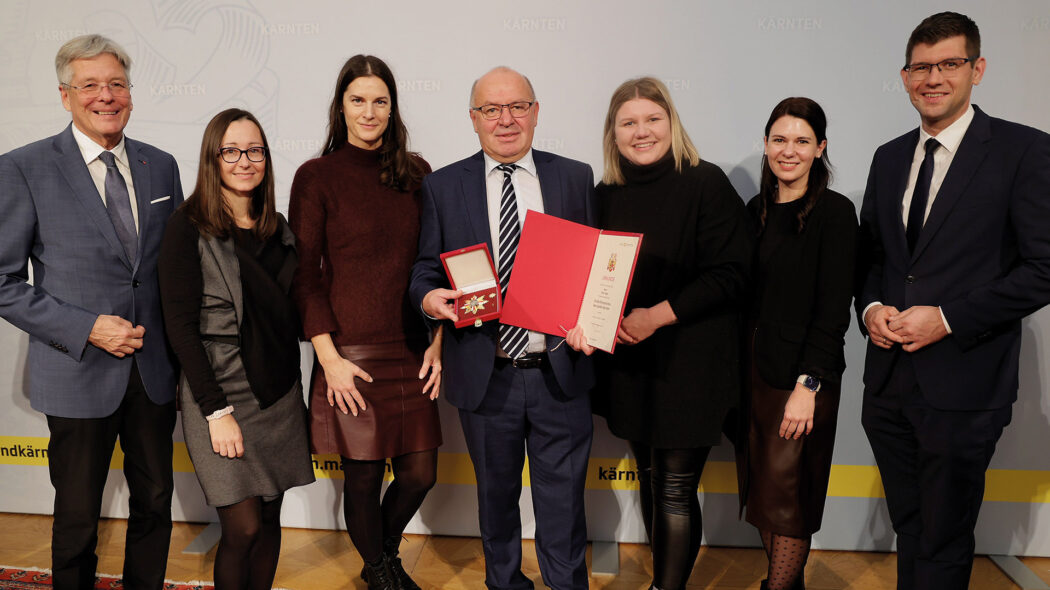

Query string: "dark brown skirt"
[743, 364, 840, 536]
[308, 340, 442, 460]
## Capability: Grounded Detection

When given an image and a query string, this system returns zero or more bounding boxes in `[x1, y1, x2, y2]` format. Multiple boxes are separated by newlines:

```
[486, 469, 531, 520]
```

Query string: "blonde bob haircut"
[601, 77, 699, 185]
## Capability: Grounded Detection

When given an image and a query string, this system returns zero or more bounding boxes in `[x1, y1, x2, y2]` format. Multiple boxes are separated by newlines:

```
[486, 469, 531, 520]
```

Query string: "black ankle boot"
[382, 536, 420, 590]
[362, 554, 401, 590]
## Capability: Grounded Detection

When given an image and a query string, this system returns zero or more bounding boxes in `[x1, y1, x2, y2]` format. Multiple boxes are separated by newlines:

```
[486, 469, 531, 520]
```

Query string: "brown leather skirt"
[308, 340, 442, 460]
[743, 363, 840, 536]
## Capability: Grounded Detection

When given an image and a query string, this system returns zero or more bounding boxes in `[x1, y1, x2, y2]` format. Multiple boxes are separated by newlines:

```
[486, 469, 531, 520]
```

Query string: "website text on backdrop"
[409, 66, 597, 590]
[0, 34, 182, 590]
[855, 11, 1050, 590]
[589, 76, 751, 590]
[288, 54, 442, 590]
[158, 108, 315, 590]
[738, 97, 857, 590]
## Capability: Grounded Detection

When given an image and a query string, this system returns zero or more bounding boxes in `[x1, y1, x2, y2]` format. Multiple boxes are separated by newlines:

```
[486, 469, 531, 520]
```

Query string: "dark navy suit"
[410, 150, 595, 590]
[856, 105, 1050, 589]
[0, 124, 182, 589]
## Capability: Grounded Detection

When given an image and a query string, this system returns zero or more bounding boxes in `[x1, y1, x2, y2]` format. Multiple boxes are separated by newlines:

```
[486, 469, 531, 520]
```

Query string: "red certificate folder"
[501, 211, 642, 353]
[440, 243, 501, 328]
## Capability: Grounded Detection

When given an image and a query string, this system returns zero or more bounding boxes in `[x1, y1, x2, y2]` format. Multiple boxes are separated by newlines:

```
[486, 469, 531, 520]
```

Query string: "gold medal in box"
[440, 243, 501, 328]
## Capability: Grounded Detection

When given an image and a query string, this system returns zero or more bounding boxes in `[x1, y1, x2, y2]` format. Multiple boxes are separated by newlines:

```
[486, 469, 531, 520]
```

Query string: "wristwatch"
[797, 374, 821, 393]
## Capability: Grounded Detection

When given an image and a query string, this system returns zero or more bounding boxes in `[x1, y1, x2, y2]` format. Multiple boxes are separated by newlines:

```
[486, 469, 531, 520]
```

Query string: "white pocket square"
[150, 196, 172, 204]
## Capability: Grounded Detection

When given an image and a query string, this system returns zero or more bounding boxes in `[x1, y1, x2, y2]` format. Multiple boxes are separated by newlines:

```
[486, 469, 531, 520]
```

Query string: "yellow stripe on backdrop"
[2, 436, 1049, 503]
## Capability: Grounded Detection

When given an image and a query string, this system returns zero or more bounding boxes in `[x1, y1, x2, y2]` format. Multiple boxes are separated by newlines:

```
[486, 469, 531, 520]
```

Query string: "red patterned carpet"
[0, 567, 214, 590]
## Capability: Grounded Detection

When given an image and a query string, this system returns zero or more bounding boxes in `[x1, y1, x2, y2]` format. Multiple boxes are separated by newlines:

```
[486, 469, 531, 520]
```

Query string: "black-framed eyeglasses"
[218, 147, 268, 163]
[471, 101, 534, 120]
[902, 58, 974, 80]
[61, 81, 133, 97]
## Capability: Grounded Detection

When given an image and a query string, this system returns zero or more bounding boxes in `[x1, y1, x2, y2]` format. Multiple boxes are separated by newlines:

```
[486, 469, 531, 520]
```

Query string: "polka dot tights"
[760, 529, 809, 590]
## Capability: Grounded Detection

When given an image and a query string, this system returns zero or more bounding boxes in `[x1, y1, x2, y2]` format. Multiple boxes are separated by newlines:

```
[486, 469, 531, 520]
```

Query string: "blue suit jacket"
[410, 150, 597, 412]
[856, 106, 1050, 410]
[0, 125, 183, 418]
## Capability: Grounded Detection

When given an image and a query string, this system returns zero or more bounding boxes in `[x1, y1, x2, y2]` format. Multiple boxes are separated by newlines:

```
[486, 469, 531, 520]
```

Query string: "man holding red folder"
[409, 66, 596, 590]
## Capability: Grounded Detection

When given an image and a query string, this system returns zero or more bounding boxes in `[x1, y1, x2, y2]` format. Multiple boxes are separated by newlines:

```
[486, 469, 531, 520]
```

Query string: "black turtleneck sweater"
[594, 155, 752, 448]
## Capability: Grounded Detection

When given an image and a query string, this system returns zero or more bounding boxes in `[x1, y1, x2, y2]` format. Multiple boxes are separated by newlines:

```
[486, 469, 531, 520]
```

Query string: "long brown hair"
[321, 55, 425, 191]
[755, 97, 833, 234]
[601, 77, 699, 185]
[182, 108, 279, 240]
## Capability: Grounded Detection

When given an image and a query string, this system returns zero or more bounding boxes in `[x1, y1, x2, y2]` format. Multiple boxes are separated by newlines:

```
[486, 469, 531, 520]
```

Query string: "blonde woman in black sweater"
[591, 77, 751, 590]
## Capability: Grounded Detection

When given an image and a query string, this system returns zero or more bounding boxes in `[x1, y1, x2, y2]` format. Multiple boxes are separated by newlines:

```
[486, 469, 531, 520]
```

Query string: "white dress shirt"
[71, 125, 140, 230]
[900, 105, 975, 227]
[483, 150, 547, 355]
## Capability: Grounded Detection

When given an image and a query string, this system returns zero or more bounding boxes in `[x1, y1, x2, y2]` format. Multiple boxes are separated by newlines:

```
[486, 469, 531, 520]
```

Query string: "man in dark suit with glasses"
[857, 12, 1050, 590]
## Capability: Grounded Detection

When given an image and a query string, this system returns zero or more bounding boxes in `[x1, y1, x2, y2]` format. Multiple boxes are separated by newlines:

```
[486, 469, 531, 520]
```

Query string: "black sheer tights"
[214, 494, 284, 590]
[760, 529, 810, 590]
[630, 441, 711, 590]
[341, 449, 438, 562]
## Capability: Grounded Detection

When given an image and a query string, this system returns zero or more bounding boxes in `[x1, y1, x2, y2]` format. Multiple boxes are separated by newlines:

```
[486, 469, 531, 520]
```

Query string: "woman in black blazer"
[740, 97, 857, 590]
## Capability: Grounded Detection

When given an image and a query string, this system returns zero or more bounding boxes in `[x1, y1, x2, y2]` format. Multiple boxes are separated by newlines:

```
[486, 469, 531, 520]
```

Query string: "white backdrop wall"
[2, 0, 1049, 557]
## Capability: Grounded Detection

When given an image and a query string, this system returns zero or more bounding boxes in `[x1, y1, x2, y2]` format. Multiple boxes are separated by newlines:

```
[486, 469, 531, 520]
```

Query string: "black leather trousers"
[630, 441, 712, 590]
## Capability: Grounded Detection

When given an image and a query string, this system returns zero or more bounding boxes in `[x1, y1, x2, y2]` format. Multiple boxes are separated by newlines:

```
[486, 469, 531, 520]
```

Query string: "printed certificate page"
[501, 211, 641, 354]
[576, 232, 641, 352]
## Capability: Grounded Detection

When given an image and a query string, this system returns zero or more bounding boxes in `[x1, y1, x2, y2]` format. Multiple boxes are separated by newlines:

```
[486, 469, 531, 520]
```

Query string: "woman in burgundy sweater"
[289, 55, 441, 590]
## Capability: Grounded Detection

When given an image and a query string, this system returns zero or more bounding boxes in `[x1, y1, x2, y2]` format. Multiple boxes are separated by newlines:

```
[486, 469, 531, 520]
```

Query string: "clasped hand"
[864, 304, 947, 352]
[89, 314, 144, 357]
[617, 301, 677, 346]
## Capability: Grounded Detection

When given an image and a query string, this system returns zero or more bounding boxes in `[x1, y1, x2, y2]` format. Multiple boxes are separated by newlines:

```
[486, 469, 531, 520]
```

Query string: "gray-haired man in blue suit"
[0, 35, 182, 590]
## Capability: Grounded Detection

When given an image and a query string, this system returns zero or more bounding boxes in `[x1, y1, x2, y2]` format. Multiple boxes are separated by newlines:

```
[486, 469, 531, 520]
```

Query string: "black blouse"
[747, 191, 858, 388]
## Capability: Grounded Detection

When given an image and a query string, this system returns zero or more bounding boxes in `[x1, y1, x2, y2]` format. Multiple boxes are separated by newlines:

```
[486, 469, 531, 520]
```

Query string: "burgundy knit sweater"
[289, 143, 431, 345]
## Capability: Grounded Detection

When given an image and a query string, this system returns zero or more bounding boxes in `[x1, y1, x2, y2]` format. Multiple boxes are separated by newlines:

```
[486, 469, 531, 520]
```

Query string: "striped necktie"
[496, 163, 529, 359]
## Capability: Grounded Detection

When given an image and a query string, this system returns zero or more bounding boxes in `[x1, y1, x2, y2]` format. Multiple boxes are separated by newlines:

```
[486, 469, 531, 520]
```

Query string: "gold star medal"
[460, 294, 489, 315]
